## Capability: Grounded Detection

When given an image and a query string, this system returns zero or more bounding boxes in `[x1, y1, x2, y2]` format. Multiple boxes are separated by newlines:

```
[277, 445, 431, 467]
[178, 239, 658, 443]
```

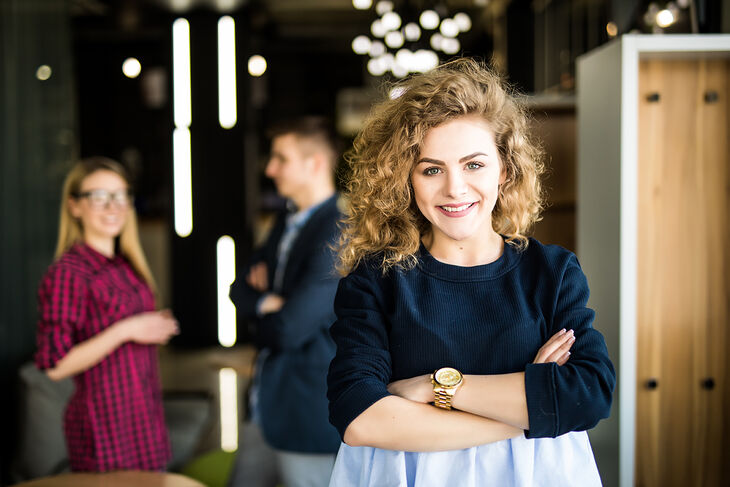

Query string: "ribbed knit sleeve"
[327, 263, 392, 439]
[524, 254, 615, 438]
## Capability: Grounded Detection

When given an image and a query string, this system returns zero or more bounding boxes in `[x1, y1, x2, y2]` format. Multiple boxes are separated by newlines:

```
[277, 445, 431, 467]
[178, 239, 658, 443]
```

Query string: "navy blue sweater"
[327, 238, 615, 440]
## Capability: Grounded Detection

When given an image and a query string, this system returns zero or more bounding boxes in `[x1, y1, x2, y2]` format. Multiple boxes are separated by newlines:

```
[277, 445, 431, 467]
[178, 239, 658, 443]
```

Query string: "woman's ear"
[68, 197, 82, 218]
[499, 166, 508, 185]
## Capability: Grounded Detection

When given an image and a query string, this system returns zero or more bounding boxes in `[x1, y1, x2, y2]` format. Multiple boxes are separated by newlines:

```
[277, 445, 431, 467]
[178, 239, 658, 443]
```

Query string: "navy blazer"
[230, 195, 342, 453]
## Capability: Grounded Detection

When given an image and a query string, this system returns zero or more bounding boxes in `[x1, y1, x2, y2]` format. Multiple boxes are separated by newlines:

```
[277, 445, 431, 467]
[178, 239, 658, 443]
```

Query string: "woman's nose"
[445, 170, 468, 197]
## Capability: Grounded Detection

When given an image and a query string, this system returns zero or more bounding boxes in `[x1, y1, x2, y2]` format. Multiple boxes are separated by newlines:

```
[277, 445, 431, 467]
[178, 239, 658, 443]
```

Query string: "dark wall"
[0, 0, 76, 484]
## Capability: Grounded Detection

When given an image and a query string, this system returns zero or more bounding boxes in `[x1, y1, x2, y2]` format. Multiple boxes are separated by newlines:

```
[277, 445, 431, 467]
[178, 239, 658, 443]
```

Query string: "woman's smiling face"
[410, 115, 505, 246]
[68, 169, 130, 244]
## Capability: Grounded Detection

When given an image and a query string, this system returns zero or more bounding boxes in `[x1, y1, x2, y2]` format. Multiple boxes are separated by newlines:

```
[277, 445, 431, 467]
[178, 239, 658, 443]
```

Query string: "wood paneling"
[529, 107, 577, 252]
[636, 58, 729, 487]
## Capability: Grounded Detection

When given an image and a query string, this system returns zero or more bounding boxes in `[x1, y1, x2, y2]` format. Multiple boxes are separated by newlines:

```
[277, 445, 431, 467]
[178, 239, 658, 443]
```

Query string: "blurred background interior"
[1, 0, 728, 486]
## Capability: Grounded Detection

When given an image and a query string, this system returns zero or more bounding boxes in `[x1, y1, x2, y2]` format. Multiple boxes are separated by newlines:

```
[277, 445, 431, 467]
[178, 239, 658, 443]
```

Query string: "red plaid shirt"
[35, 243, 171, 472]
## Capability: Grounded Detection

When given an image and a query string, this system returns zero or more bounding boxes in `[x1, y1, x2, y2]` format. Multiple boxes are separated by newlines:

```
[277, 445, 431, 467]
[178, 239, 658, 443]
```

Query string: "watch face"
[435, 367, 462, 387]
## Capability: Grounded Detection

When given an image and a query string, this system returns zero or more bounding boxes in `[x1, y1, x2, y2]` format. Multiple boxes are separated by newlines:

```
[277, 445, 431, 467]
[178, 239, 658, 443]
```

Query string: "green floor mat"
[181, 449, 237, 487]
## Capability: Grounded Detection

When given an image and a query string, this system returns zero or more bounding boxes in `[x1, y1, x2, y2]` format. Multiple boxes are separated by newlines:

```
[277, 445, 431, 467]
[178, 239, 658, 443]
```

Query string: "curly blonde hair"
[337, 57, 545, 275]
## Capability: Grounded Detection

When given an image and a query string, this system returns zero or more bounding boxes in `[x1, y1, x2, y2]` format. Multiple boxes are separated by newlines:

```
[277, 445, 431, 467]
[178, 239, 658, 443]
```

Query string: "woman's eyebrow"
[416, 158, 445, 165]
[459, 152, 488, 162]
[417, 152, 488, 165]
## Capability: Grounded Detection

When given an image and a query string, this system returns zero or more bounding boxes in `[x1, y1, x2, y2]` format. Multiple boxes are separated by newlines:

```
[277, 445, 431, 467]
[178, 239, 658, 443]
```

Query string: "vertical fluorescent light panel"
[217, 16, 237, 129]
[173, 128, 193, 237]
[173, 18, 193, 237]
[173, 18, 192, 127]
[217, 235, 237, 347]
[219, 367, 238, 452]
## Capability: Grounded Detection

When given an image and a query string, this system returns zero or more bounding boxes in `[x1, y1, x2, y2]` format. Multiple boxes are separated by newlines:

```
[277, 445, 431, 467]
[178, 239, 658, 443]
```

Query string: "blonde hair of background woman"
[55, 156, 157, 293]
[337, 57, 545, 276]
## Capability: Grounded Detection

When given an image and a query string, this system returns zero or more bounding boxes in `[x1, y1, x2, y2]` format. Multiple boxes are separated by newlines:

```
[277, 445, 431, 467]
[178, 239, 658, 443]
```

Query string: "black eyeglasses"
[74, 189, 133, 209]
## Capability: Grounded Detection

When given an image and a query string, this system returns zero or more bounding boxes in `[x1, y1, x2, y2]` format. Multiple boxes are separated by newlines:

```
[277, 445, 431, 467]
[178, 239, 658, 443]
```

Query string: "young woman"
[35, 157, 178, 472]
[327, 59, 615, 486]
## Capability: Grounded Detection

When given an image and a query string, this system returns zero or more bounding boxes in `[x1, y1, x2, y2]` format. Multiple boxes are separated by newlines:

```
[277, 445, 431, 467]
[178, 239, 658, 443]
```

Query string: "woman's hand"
[120, 310, 179, 345]
[387, 374, 433, 403]
[533, 328, 575, 365]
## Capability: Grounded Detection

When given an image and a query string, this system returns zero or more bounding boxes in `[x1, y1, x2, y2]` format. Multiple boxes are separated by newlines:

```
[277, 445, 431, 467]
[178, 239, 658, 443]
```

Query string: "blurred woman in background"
[35, 157, 178, 472]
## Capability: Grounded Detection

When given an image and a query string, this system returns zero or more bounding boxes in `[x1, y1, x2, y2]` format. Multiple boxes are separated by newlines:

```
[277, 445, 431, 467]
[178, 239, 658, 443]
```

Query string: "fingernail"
[568, 329, 574, 335]
[560, 328, 566, 334]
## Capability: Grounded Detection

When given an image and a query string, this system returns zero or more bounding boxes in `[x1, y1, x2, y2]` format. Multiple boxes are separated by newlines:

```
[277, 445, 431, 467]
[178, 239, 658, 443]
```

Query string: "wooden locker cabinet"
[577, 35, 730, 487]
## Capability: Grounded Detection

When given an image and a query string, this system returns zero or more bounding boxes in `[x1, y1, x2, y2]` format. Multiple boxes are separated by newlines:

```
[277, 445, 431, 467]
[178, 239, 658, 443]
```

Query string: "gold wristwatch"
[431, 367, 464, 410]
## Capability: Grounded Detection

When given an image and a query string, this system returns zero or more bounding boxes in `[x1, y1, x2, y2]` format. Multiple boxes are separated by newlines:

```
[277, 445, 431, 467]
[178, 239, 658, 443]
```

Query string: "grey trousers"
[227, 422, 336, 487]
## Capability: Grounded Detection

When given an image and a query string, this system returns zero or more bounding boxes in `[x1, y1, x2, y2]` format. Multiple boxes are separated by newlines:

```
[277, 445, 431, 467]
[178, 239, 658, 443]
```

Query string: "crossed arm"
[343, 329, 575, 451]
[330, 255, 614, 452]
[245, 262, 285, 314]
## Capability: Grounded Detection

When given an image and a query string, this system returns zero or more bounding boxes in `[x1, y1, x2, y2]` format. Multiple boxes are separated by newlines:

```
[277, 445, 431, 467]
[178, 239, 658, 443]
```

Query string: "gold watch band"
[433, 389, 454, 410]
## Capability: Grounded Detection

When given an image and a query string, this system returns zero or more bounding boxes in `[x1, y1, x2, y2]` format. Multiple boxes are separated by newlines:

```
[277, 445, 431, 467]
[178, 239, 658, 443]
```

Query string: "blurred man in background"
[228, 116, 343, 487]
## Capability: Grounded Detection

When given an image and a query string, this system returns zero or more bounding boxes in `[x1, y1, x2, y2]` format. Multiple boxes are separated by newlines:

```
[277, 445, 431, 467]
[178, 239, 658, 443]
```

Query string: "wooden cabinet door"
[636, 58, 729, 487]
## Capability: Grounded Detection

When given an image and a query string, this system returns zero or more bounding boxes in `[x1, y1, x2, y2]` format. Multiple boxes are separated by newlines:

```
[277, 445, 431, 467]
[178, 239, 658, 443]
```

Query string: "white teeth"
[441, 203, 472, 212]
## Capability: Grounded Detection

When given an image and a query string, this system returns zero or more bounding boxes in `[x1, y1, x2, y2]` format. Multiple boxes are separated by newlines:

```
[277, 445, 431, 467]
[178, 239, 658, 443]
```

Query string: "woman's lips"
[437, 202, 477, 217]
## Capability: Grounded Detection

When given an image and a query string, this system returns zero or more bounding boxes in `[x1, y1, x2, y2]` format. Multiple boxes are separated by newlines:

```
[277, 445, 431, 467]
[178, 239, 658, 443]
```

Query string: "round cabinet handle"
[645, 378, 658, 390]
[701, 378, 715, 390]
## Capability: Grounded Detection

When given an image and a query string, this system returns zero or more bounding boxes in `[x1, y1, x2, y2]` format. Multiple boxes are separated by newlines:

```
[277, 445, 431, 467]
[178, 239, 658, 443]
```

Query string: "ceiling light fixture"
[351, 2, 472, 77]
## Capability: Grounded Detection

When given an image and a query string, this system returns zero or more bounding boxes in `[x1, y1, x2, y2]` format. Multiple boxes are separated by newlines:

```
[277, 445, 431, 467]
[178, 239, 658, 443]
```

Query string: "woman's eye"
[423, 167, 441, 176]
[466, 162, 483, 170]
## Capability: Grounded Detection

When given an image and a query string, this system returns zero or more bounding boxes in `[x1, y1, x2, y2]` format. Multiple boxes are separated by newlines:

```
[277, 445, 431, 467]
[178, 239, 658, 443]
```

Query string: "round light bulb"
[369, 40, 386, 57]
[430, 33, 444, 51]
[655, 9, 674, 27]
[382, 11, 401, 31]
[248, 55, 267, 76]
[385, 31, 404, 48]
[404, 22, 421, 41]
[352, 35, 372, 55]
[122, 57, 142, 78]
[414, 49, 439, 72]
[441, 37, 460, 55]
[367, 56, 388, 76]
[454, 12, 472, 32]
[606, 21, 618, 37]
[371, 19, 387, 37]
[419, 10, 440, 30]
[439, 18, 459, 38]
[352, 0, 372, 10]
[375, 0, 393, 15]
[36, 64, 52, 81]
[395, 48, 413, 72]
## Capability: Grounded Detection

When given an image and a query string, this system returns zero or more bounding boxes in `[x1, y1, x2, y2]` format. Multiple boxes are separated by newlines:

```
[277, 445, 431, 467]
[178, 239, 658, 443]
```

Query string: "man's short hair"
[267, 116, 342, 165]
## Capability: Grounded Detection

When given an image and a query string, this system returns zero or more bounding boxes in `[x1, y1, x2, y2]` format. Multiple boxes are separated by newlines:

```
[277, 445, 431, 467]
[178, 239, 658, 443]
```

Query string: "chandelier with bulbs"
[351, 0, 473, 77]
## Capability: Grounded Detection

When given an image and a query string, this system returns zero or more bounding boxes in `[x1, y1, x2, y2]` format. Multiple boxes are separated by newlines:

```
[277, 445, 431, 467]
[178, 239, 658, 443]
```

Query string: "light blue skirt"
[329, 431, 602, 487]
